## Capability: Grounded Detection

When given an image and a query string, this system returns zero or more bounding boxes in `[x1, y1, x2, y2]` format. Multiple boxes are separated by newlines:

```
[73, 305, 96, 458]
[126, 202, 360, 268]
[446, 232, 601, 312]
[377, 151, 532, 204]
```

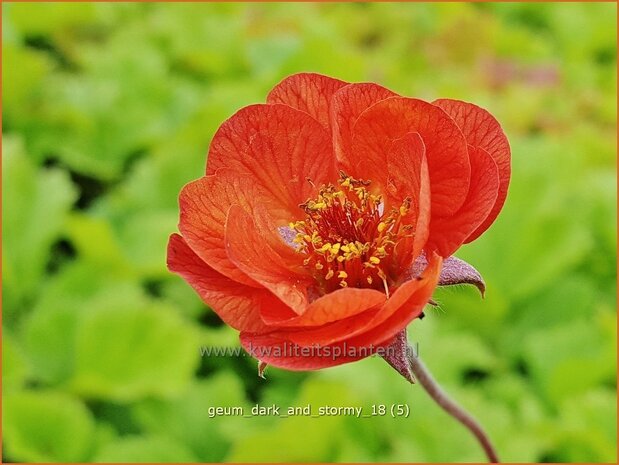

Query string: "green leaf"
[93, 435, 198, 463]
[227, 378, 357, 462]
[410, 319, 499, 386]
[552, 390, 617, 462]
[2, 136, 76, 318]
[2, 329, 30, 392]
[65, 213, 130, 270]
[23, 261, 143, 385]
[459, 136, 594, 301]
[147, 4, 247, 78]
[23, 304, 78, 385]
[3, 390, 95, 462]
[433, 282, 509, 339]
[2, 43, 53, 122]
[522, 315, 616, 405]
[159, 278, 206, 320]
[7, 2, 97, 36]
[115, 210, 178, 277]
[512, 275, 598, 330]
[133, 372, 250, 461]
[71, 296, 199, 401]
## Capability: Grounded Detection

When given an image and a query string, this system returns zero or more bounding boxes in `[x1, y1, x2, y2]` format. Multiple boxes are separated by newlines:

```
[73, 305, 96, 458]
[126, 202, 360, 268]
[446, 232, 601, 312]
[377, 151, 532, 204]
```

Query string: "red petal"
[433, 99, 511, 242]
[178, 170, 265, 287]
[385, 133, 425, 203]
[257, 287, 385, 335]
[239, 332, 371, 371]
[239, 254, 441, 370]
[385, 133, 432, 275]
[267, 73, 349, 130]
[363, 253, 441, 329]
[225, 204, 312, 314]
[259, 288, 386, 346]
[281, 287, 386, 326]
[413, 150, 432, 267]
[427, 146, 499, 257]
[167, 234, 267, 332]
[278, 309, 379, 347]
[206, 104, 338, 216]
[342, 253, 441, 348]
[330, 83, 398, 171]
[352, 97, 471, 217]
[258, 293, 301, 325]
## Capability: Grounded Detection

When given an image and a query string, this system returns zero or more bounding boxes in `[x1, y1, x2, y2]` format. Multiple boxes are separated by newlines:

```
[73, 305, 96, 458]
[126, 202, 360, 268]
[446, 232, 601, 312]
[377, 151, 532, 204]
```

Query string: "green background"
[2, 2, 617, 462]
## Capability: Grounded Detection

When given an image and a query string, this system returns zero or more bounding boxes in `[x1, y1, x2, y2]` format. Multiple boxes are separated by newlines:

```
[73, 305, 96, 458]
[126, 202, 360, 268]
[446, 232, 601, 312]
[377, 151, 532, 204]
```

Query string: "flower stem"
[408, 353, 500, 463]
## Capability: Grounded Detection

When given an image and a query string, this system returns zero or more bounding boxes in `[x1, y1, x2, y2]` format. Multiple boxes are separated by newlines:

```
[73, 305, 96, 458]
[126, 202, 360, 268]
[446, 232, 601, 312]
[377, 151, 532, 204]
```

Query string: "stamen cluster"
[290, 172, 413, 294]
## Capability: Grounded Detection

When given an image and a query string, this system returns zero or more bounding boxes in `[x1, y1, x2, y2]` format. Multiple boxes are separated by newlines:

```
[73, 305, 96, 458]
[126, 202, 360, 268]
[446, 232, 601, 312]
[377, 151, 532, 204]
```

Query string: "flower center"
[290, 172, 413, 295]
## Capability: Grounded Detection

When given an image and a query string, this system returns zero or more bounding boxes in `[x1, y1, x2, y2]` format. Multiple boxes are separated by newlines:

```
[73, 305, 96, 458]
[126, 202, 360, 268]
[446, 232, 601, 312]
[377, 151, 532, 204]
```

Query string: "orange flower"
[168, 73, 510, 372]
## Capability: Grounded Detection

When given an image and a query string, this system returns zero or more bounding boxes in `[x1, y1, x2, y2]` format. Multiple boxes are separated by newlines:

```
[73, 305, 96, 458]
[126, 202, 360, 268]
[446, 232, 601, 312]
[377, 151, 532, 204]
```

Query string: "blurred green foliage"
[2, 2, 617, 462]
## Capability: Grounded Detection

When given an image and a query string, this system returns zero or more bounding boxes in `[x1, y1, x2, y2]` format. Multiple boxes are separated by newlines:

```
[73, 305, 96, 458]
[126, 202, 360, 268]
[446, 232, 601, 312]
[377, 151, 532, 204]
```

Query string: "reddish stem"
[408, 354, 500, 463]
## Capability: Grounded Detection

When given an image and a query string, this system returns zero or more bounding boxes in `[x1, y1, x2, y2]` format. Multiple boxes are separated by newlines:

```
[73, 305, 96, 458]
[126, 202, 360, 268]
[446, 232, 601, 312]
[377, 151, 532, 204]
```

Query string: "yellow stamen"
[318, 243, 331, 253]
[290, 172, 415, 297]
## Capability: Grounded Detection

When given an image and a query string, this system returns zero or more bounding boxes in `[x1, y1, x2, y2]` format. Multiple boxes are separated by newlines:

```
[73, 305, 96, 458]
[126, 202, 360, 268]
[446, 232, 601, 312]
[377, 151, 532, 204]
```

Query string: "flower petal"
[167, 233, 267, 332]
[267, 72, 349, 129]
[330, 82, 398, 170]
[386, 133, 432, 276]
[426, 146, 499, 257]
[225, 204, 311, 314]
[239, 256, 440, 370]
[178, 170, 266, 287]
[280, 287, 386, 326]
[260, 288, 386, 346]
[433, 99, 511, 242]
[362, 252, 442, 331]
[385, 133, 426, 204]
[300, 253, 439, 356]
[352, 97, 471, 217]
[206, 103, 338, 216]
[282, 309, 379, 347]
[288, 246, 441, 348]
[239, 332, 371, 371]
[258, 293, 302, 325]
